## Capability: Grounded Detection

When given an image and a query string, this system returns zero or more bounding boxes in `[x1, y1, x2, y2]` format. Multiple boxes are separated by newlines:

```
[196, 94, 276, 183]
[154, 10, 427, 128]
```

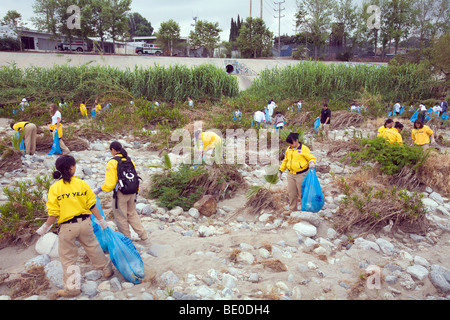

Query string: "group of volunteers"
[7, 93, 445, 299]
[377, 118, 436, 148]
[33, 140, 147, 298]
[9, 99, 147, 298]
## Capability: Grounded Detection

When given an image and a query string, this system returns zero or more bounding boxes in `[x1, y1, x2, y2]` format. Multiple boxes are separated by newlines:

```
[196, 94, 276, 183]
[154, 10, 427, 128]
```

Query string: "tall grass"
[245, 61, 436, 103]
[0, 63, 239, 105]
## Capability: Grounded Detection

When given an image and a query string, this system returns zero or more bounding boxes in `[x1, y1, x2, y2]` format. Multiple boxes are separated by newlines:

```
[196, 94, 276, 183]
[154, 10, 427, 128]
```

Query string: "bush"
[148, 164, 206, 210]
[345, 137, 429, 175]
[0, 37, 20, 51]
[0, 175, 52, 248]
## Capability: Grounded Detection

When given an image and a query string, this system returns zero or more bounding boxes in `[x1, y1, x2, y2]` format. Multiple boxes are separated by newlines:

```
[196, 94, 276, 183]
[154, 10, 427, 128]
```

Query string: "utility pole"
[274, 1, 285, 56]
[250, 0, 252, 17]
[261, 0, 263, 19]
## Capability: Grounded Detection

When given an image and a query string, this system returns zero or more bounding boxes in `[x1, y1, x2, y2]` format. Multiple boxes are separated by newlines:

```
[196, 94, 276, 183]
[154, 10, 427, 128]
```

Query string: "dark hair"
[323, 103, 328, 107]
[109, 141, 128, 158]
[394, 122, 404, 130]
[10, 122, 15, 130]
[414, 120, 424, 129]
[53, 155, 76, 183]
[286, 132, 299, 144]
[384, 119, 394, 127]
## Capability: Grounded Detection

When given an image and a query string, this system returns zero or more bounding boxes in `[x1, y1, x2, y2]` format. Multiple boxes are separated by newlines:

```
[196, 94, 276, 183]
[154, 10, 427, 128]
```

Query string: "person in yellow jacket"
[80, 101, 88, 117]
[278, 132, 317, 213]
[49, 103, 70, 155]
[377, 119, 394, 137]
[94, 141, 148, 242]
[194, 130, 223, 161]
[412, 120, 435, 149]
[381, 122, 404, 144]
[10, 121, 37, 155]
[94, 99, 102, 113]
[36, 155, 113, 298]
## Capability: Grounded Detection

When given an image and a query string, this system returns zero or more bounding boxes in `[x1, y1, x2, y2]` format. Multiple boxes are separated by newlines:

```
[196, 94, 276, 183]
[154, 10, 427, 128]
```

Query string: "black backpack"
[113, 156, 141, 195]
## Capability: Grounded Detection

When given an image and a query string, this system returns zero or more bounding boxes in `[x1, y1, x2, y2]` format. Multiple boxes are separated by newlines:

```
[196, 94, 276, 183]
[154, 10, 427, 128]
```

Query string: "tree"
[108, 0, 132, 52]
[156, 19, 180, 56]
[387, 0, 416, 54]
[236, 17, 273, 58]
[32, 0, 59, 36]
[128, 12, 153, 38]
[333, 0, 357, 47]
[296, 0, 334, 58]
[1, 10, 26, 51]
[189, 20, 222, 57]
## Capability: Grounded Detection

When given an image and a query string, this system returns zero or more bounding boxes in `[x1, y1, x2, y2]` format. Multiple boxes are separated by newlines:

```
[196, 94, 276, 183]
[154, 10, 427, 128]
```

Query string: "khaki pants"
[287, 171, 306, 211]
[58, 217, 112, 294]
[113, 191, 147, 240]
[23, 123, 37, 155]
[59, 139, 70, 155]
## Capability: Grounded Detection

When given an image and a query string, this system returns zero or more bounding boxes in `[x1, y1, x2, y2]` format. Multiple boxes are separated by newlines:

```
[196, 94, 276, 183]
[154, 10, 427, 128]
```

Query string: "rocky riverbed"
[0, 119, 449, 301]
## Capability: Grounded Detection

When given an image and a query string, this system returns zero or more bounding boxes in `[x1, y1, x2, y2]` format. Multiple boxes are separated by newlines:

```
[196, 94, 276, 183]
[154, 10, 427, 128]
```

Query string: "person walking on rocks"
[49, 103, 70, 155]
[94, 141, 148, 242]
[10, 121, 37, 155]
[278, 132, 316, 213]
[36, 155, 113, 298]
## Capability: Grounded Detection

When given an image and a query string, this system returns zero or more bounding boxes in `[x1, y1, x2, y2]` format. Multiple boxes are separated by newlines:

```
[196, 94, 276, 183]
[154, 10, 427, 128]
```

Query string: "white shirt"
[432, 105, 442, 113]
[52, 110, 62, 125]
[254, 111, 265, 123]
[189, 100, 194, 108]
[419, 104, 427, 112]
[394, 103, 401, 113]
[268, 102, 277, 116]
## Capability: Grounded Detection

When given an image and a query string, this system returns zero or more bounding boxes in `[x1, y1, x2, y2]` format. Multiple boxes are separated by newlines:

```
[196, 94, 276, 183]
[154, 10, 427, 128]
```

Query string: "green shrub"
[148, 164, 206, 210]
[0, 175, 52, 246]
[345, 137, 429, 175]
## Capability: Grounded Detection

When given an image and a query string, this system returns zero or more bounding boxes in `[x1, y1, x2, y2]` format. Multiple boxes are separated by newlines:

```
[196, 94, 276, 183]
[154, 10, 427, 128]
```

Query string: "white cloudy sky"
[0, 0, 303, 41]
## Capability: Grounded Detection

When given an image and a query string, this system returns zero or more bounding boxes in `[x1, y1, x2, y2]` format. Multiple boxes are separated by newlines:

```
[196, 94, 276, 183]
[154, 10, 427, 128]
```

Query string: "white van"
[135, 43, 163, 56]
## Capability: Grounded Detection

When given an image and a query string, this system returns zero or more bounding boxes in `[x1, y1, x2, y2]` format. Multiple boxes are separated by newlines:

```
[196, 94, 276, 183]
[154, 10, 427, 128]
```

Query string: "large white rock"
[293, 222, 317, 238]
[35, 232, 59, 258]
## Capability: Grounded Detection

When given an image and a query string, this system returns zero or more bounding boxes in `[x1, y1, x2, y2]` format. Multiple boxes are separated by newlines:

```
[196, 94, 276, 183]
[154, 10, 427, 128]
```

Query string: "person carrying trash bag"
[10, 121, 37, 155]
[49, 103, 70, 155]
[36, 155, 114, 298]
[94, 141, 148, 243]
[278, 132, 317, 214]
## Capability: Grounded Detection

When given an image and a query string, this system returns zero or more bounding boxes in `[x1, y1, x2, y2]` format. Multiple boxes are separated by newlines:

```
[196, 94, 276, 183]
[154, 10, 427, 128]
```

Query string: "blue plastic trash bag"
[399, 107, 405, 115]
[301, 168, 325, 213]
[91, 109, 96, 118]
[91, 195, 108, 252]
[48, 129, 62, 155]
[410, 110, 419, 123]
[16, 132, 25, 151]
[104, 227, 145, 284]
[314, 118, 320, 133]
[441, 112, 449, 120]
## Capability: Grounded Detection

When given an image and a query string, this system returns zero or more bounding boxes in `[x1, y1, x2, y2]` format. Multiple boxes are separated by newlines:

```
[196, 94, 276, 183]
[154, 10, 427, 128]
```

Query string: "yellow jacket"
[49, 123, 63, 138]
[377, 126, 388, 137]
[101, 154, 138, 193]
[95, 104, 102, 113]
[80, 104, 87, 116]
[201, 132, 222, 152]
[381, 128, 403, 144]
[412, 125, 433, 146]
[12, 121, 29, 131]
[46, 177, 96, 224]
[279, 144, 317, 174]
